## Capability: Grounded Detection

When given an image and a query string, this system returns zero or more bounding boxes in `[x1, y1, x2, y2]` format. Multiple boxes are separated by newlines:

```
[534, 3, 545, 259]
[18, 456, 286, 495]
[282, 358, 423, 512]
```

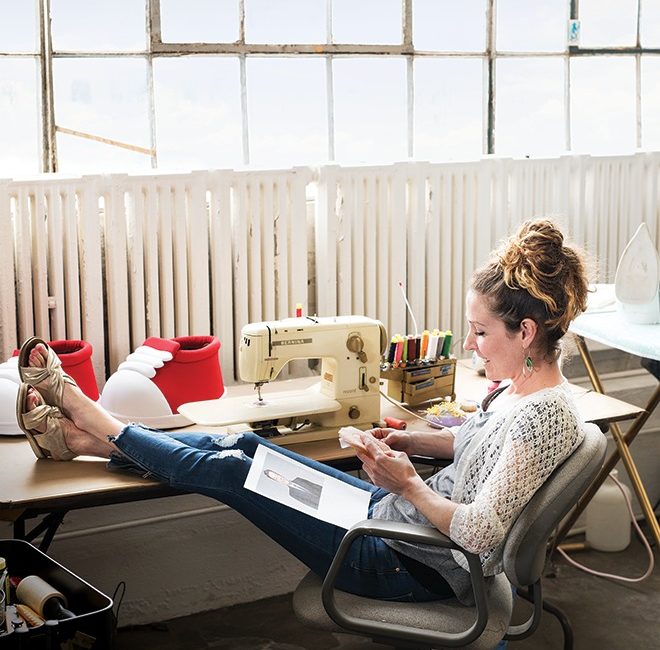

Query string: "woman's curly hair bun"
[473, 218, 590, 359]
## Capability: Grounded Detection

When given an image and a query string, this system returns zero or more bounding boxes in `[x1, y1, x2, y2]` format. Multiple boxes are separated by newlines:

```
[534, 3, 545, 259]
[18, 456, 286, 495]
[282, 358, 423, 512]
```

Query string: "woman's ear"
[520, 318, 538, 347]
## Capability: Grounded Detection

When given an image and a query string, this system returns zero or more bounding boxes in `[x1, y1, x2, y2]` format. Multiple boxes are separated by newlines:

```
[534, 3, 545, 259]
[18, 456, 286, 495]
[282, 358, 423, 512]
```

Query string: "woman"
[16, 218, 589, 605]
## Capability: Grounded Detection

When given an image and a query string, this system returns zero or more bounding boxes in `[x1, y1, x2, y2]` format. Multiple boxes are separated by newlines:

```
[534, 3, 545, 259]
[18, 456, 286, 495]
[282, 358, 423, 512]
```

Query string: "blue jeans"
[108, 426, 452, 602]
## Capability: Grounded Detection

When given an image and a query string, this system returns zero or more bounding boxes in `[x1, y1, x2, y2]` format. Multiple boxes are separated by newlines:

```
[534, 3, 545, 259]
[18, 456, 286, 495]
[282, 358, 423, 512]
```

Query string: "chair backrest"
[502, 423, 606, 588]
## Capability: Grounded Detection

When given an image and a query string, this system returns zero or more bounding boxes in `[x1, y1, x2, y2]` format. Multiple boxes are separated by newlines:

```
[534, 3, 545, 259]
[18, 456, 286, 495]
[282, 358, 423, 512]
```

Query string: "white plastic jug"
[585, 469, 632, 552]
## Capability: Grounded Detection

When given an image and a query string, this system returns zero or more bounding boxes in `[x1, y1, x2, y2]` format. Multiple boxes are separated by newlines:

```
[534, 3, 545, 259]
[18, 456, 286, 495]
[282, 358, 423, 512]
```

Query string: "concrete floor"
[115, 526, 659, 650]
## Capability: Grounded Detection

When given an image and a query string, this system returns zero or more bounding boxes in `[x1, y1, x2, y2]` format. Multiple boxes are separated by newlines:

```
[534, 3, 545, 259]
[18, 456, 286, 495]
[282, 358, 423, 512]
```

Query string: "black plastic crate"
[0, 539, 114, 649]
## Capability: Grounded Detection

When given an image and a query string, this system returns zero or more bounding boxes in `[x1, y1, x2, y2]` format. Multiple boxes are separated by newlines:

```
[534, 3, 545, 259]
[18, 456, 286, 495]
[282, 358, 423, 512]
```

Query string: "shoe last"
[99, 336, 224, 429]
[0, 376, 20, 435]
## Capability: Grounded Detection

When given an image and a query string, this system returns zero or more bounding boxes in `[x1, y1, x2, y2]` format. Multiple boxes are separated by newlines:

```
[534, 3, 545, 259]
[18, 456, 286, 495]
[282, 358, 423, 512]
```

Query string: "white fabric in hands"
[338, 426, 368, 452]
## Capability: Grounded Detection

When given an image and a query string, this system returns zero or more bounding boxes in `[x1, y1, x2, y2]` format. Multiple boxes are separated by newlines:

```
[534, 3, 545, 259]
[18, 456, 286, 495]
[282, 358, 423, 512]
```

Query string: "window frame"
[13, 0, 660, 172]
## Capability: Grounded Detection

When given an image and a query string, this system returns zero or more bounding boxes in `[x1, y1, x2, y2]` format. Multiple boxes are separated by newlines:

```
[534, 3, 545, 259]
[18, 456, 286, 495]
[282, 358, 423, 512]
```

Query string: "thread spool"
[15, 576, 69, 619]
[383, 417, 407, 430]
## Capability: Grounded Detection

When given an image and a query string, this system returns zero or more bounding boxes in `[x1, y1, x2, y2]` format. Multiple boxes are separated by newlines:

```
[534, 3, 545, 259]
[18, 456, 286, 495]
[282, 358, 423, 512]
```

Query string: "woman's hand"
[356, 436, 422, 496]
[365, 427, 414, 454]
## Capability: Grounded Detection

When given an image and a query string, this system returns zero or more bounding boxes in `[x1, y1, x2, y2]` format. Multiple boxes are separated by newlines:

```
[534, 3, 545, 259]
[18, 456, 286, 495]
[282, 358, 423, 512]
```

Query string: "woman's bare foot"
[28, 344, 124, 442]
[25, 387, 115, 458]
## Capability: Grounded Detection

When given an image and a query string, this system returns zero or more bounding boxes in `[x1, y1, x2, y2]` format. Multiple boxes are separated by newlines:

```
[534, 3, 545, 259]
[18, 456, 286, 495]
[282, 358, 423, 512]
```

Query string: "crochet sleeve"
[448, 397, 580, 555]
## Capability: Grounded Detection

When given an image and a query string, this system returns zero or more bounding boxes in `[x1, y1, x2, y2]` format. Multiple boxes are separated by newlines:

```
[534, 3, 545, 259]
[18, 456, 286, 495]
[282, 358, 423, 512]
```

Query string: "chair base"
[293, 571, 513, 650]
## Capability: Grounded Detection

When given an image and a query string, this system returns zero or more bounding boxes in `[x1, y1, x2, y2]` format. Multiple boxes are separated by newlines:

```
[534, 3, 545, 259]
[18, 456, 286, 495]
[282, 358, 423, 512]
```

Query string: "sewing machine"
[178, 315, 388, 442]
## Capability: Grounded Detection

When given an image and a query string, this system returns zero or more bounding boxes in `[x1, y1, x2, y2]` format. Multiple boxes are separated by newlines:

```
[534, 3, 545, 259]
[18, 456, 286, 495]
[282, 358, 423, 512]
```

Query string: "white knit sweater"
[448, 382, 584, 571]
[372, 381, 585, 592]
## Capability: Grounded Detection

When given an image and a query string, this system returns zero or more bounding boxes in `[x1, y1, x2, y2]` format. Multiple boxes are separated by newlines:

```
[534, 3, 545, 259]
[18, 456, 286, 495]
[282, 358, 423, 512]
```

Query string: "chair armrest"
[321, 518, 490, 648]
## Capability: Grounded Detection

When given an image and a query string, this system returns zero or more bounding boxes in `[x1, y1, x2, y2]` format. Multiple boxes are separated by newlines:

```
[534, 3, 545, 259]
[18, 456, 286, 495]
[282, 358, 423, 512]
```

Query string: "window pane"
[53, 58, 151, 173]
[414, 0, 486, 51]
[160, 0, 238, 43]
[56, 133, 150, 173]
[0, 58, 40, 175]
[333, 58, 406, 163]
[570, 57, 636, 155]
[51, 0, 146, 51]
[0, 1, 38, 52]
[496, 0, 567, 52]
[154, 57, 242, 170]
[332, 0, 401, 44]
[248, 58, 326, 166]
[578, 0, 637, 47]
[496, 57, 565, 157]
[641, 57, 660, 150]
[641, 0, 660, 47]
[414, 58, 482, 161]
[246, 0, 325, 44]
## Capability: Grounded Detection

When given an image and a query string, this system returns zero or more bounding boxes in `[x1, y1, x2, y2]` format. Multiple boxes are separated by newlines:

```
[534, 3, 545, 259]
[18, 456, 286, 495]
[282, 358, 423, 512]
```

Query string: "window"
[153, 57, 243, 170]
[2, 1, 657, 175]
[571, 57, 637, 155]
[53, 58, 151, 173]
[496, 57, 565, 157]
[414, 58, 483, 161]
[0, 59, 41, 175]
[334, 58, 407, 164]
[248, 57, 327, 167]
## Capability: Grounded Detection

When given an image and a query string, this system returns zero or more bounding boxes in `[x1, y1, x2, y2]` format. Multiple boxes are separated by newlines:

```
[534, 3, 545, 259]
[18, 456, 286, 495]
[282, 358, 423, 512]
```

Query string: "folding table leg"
[559, 336, 660, 547]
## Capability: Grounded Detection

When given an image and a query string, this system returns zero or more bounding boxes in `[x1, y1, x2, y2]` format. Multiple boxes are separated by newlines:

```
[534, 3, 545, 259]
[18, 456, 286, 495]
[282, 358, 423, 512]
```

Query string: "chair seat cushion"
[292, 571, 513, 650]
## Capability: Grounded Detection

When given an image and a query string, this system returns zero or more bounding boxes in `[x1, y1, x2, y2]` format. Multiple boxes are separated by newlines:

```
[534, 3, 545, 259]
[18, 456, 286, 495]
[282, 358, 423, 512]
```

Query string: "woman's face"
[463, 290, 523, 382]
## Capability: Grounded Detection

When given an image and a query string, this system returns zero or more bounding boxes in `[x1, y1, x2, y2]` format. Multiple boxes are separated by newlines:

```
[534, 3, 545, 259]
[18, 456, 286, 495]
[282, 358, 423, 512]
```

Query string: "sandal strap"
[22, 402, 63, 429]
[21, 346, 75, 406]
[21, 402, 74, 461]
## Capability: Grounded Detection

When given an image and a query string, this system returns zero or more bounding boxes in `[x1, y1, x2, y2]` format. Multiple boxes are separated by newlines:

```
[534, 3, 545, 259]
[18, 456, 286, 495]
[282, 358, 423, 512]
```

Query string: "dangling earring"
[523, 350, 534, 376]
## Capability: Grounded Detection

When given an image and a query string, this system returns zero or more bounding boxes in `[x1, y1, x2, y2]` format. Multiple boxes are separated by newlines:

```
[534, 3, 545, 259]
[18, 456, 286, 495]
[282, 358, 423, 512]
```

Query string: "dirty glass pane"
[51, 0, 146, 51]
[0, 58, 40, 175]
[570, 56, 636, 155]
[413, 0, 486, 52]
[154, 56, 242, 169]
[53, 58, 151, 173]
[333, 57, 406, 163]
[160, 0, 238, 43]
[641, 57, 660, 150]
[414, 57, 482, 161]
[332, 0, 401, 45]
[248, 57, 326, 166]
[496, 57, 565, 157]
[245, 0, 325, 44]
[578, 0, 637, 47]
[0, 1, 38, 52]
[496, 0, 567, 52]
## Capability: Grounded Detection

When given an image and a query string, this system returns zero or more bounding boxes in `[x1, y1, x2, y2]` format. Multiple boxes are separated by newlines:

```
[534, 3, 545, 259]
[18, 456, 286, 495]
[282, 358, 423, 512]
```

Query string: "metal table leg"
[557, 336, 660, 547]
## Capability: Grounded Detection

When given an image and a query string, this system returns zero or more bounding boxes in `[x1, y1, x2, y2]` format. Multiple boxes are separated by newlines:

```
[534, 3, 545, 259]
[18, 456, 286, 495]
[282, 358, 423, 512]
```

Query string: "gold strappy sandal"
[18, 337, 78, 411]
[16, 383, 77, 461]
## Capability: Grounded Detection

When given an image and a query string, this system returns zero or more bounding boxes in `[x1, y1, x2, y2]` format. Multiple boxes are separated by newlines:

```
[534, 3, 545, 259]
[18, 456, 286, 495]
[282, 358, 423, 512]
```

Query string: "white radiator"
[1, 154, 658, 387]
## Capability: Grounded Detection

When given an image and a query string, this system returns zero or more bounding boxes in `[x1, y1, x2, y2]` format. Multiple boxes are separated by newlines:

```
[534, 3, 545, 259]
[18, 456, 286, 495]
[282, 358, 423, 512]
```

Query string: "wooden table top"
[0, 362, 643, 514]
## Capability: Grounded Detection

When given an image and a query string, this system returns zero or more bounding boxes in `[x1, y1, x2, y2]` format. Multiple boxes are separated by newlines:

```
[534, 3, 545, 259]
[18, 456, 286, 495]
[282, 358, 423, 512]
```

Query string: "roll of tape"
[16, 575, 67, 618]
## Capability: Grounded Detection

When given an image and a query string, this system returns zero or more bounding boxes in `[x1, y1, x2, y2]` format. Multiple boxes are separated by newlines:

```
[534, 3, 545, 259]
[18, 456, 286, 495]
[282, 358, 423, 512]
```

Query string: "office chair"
[293, 423, 606, 650]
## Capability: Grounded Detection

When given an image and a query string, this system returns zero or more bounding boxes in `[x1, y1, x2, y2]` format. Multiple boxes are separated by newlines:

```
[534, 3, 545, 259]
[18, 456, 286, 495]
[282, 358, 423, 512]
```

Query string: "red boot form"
[99, 335, 224, 428]
[49, 340, 100, 401]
